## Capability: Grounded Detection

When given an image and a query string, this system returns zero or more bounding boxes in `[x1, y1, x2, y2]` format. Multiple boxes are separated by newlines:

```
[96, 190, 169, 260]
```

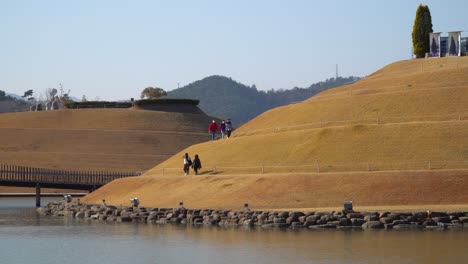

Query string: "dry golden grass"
[0, 107, 216, 172]
[84, 57, 468, 210]
[82, 170, 468, 210]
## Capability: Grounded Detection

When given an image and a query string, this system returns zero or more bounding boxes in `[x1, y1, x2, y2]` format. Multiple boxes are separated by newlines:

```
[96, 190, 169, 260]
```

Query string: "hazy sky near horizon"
[1, 0, 467, 100]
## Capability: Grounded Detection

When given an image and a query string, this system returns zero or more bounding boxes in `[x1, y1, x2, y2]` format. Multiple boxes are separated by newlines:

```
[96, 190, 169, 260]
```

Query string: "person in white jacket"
[183, 153, 192, 175]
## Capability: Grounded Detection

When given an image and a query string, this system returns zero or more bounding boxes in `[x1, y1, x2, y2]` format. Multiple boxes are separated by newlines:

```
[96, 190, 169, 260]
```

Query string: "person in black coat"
[191, 154, 202, 175]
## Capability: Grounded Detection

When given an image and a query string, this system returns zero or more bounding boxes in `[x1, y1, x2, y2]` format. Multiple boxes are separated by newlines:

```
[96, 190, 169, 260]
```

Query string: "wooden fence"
[0, 164, 139, 186]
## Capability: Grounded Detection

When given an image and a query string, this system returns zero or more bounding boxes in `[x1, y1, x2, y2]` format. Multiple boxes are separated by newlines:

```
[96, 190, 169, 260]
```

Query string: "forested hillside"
[166, 75, 359, 125]
[0, 91, 30, 113]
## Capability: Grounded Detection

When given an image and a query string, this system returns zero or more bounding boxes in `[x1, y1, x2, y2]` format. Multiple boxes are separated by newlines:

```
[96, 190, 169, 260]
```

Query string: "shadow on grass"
[199, 170, 222, 175]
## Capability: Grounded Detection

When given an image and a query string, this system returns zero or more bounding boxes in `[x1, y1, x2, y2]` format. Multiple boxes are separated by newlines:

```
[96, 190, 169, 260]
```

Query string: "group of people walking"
[208, 118, 233, 141]
[183, 153, 202, 175]
[182, 119, 233, 175]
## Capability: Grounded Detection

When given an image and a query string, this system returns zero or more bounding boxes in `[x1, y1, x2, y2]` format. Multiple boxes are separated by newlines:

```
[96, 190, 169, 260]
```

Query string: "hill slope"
[83, 57, 468, 209]
[167, 75, 358, 125]
[0, 106, 218, 172]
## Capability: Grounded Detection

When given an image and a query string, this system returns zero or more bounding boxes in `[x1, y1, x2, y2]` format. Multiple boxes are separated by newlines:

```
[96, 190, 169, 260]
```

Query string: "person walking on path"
[220, 120, 226, 139]
[226, 118, 233, 138]
[183, 153, 192, 175]
[208, 120, 219, 140]
[191, 154, 202, 175]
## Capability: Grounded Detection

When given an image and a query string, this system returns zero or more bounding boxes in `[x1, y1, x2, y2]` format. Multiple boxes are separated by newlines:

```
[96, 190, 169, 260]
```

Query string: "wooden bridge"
[0, 164, 140, 206]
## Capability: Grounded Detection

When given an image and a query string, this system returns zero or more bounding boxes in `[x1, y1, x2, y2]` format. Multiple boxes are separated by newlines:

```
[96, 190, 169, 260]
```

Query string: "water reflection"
[0, 198, 468, 264]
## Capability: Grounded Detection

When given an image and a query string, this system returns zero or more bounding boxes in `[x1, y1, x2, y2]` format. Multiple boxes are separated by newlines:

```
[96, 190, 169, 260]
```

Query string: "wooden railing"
[0, 164, 139, 186]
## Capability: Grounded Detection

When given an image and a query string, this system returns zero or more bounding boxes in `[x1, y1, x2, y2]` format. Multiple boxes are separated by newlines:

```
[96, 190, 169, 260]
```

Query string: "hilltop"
[83, 57, 468, 210]
[166, 75, 358, 125]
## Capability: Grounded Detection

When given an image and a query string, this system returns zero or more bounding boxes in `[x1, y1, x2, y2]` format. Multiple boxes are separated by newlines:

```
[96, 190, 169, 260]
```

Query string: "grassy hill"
[0, 105, 218, 172]
[82, 57, 468, 210]
[166, 75, 358, 125]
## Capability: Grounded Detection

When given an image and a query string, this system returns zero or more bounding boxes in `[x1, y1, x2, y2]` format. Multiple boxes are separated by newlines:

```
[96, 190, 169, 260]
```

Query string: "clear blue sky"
[1, 0, 467, 100]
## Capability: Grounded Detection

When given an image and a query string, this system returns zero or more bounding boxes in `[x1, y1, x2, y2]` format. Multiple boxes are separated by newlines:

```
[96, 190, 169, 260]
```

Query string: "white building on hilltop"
[428, 31, 467, 57]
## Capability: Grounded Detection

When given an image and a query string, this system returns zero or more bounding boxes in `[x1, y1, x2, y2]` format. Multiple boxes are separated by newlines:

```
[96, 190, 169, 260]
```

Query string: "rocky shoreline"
[37, 201, 468, 230]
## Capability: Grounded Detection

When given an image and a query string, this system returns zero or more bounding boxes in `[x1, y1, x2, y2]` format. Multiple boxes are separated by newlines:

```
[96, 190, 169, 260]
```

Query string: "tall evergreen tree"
[412, 4, 433, 58]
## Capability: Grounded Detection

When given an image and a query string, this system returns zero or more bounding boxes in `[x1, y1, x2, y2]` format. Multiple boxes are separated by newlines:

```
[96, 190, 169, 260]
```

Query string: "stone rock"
[147, 212, 158, 221]
[362, 221, 384, 229]
[347, 213, 364, 219]
[289, 211, 305, 218]
[243, 220, 254, 227]
[364, 215, 379, 222]
[75, 211, 85, 218]
[379, 212, 390, 218]
[412, 212, 428, 219]
[387, 213, 401, 220]
[257, 214, 267, 221]
[350, 218, 366, 227]
[53, 211, 65, 217]
[306, 215, 321, 222]
[193, 218, 203, 224]
[432, 217, 450, 224]
[117, 216, 132, 222]
[291, 222, 304, 228]
[391, 220, 408, 226]
[320, 214, 336, 221]
[326, 221, 340, 227]
[98, 214, 107, 220]
[380, 216, 395, 224]
[157, 218, 168, 224]
[458, 217, 468, 223]
[316, 219, 327, 225]
[130, 213, 140, 218]
[286, 216, 298, 225]
[104, 209, 114, 215]
[36, 207, 51, 215]
[273, 217, 286, 224]
[278, 211, 289, 218]
[339, 218, 351, 226]
[428, 211, 448, 218]
[423, 220, 437, 226]
[304, 212, 315, 217]
[303, 220, 316, 227]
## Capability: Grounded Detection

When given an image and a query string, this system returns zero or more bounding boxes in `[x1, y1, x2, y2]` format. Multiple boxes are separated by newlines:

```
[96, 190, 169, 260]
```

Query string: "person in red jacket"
[208, 120, 219, 140]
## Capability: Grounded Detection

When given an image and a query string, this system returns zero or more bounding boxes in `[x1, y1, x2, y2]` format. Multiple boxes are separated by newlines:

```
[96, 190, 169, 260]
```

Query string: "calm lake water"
[0, 198, 468, 264]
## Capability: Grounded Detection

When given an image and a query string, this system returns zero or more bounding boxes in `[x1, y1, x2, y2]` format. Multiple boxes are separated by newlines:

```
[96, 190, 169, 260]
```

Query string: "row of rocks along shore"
[37, 201, 468, 230]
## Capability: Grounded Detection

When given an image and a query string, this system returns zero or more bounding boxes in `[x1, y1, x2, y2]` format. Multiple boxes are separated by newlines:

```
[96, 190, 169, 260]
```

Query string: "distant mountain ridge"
[166, 75, 359, 125]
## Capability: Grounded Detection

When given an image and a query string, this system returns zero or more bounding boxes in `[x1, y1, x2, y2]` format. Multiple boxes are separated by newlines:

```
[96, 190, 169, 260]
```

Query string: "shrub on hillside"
[64, 101, 133, 109]
[133, 98, 199, 106]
